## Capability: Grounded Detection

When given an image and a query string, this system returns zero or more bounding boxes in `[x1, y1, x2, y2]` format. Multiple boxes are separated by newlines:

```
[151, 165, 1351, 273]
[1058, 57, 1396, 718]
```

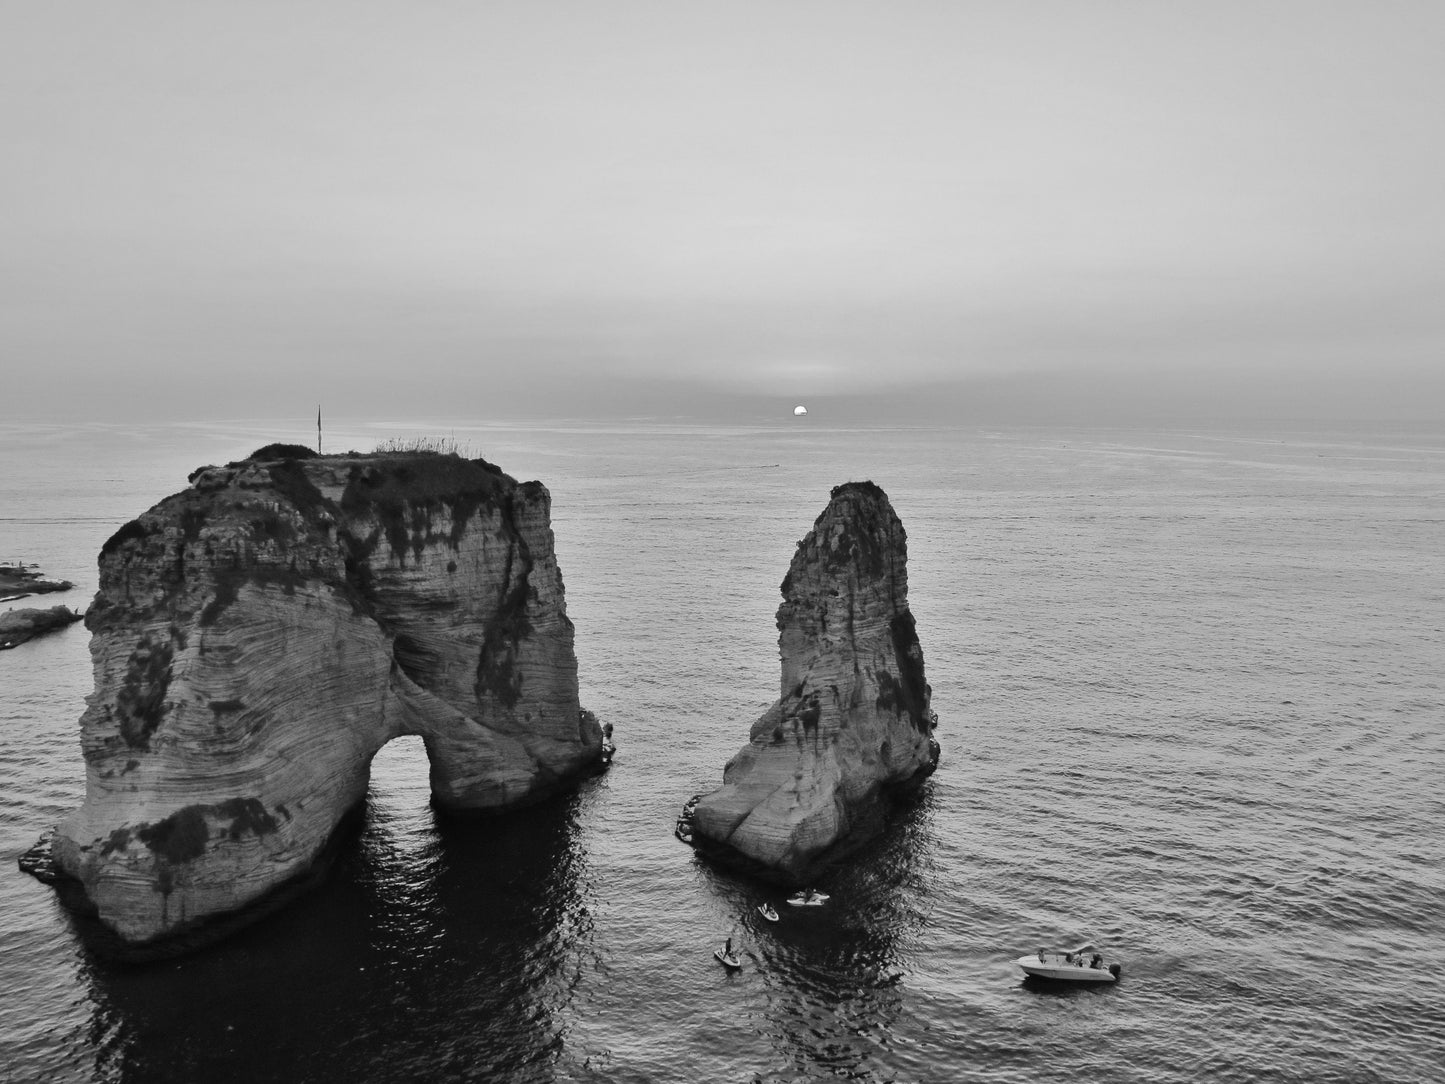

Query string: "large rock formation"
[42, 444, 604, 953]
[684, 482, 938, 883]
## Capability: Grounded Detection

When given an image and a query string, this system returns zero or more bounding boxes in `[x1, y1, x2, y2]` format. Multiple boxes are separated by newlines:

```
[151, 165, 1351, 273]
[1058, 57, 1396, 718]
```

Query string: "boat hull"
[1017, 955, 1117, 983]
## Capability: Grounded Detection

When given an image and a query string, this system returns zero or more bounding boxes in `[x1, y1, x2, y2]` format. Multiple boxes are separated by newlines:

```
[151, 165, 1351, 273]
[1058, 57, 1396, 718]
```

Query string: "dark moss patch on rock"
[214, 796, 280, 840]
[179, 506, 208, 543]
[101, 518, 151, 558]
[339, 531, 380, 617]
[830, 479, 888, 504]
[475, 544, 534, 708]
[198, 572, 242, 627]
[137, 805, 210, 865]
[341, 454, 514, 563]
[796, 693, 822, 729]
[783, 481, 899, 594]
[267, 459, 330, 522]
[824, 497, 887, 578]
[446, 491, 483, 549]
[408, 503, 433, 561]
[132, 797, 280, 867]
[199, 563, 312, 627]
[249, 509, 293, 546]
[115, 634, 176, 748]
[886, 611, 930, 732]
[100, 826, 134, 856]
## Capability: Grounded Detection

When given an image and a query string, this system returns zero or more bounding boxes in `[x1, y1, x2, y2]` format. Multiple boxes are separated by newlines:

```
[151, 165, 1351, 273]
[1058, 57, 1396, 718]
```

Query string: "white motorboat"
[758, 903, 779, 922]
[714, 949, 742, 970]
[1017, 951, 1121, 983]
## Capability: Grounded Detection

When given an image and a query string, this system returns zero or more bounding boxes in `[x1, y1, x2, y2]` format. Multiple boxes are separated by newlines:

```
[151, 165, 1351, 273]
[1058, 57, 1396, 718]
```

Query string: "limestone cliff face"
[687, 482, 938, 882]
[49, 446, 603, 950]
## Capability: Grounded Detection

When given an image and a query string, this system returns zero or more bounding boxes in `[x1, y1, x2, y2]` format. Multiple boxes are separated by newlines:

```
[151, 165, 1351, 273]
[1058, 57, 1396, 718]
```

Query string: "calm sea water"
[2, 419, 1442, 1083]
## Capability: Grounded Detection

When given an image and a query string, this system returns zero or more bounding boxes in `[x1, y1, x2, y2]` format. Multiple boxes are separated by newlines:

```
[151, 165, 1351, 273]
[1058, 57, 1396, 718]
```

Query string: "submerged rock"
[686, 481, 938, 883]
[38, 446, 605, 954]
[0, 605, 84, 649]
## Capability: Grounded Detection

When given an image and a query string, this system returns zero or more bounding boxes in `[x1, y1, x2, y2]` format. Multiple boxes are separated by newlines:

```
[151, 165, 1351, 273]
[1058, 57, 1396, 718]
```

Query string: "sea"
[1, 418, 1442, 1084]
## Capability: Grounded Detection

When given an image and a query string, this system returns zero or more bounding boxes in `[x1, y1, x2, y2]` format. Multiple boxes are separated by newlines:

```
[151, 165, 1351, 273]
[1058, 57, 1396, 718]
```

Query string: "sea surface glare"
[1, 421, 1442, 1083]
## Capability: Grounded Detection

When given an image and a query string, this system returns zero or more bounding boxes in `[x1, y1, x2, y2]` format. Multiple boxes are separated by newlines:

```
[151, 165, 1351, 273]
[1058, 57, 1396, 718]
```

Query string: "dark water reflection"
[733, 789, 936, 1083]
[80, 755, 596, 1084]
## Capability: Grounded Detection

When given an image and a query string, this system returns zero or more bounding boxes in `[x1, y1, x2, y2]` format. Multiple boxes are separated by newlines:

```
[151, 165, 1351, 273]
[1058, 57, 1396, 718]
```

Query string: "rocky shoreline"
[0, 562, 74, 603]
[0, 562, 83, 649]
[0, 605, 85, 649]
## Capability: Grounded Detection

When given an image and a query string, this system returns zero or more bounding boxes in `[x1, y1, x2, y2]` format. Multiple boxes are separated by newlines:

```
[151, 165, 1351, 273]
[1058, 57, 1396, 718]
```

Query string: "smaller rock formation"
[0, 562, 75, 602]
[0, 605, 85, 649]
[683, 482, 938, 883]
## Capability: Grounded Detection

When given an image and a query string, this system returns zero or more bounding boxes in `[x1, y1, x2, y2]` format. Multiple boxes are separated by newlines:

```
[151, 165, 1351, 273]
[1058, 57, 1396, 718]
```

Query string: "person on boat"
[1037, 947, 1047, 962]
[724, 937, 733, 958]
[1064, 952, 1074, 964]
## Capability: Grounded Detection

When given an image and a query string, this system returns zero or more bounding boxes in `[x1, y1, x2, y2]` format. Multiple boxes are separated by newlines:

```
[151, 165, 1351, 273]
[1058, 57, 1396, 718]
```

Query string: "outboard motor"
[1109, 963, 1122, 979]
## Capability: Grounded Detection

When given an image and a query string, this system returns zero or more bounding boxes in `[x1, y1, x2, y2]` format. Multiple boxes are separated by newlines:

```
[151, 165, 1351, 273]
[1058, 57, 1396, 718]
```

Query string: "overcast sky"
[3, 2, 1443, 423]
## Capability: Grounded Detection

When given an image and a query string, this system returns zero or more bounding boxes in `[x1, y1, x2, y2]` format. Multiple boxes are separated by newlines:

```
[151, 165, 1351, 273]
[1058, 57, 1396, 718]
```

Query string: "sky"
[2, 2, 1443, 424]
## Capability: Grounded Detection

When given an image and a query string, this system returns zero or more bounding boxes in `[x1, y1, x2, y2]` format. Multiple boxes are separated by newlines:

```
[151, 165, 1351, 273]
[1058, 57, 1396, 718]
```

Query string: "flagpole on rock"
[317, 406, 322, 455]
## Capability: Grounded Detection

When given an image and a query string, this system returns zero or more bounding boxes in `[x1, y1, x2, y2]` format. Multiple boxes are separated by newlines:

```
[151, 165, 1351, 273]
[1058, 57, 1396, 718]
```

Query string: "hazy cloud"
[3, 2, 1443, 422]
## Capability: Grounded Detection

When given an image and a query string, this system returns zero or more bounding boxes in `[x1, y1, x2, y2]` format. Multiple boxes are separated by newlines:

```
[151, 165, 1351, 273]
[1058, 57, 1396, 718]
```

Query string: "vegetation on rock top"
[245, 443, 318, 461]
[339, 453, 514, 562]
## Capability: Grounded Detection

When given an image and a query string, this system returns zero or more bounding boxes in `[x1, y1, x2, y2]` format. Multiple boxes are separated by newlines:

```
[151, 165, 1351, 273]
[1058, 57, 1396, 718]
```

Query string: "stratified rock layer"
[687, 482, 938, 883]
[47, 446, 603, 951]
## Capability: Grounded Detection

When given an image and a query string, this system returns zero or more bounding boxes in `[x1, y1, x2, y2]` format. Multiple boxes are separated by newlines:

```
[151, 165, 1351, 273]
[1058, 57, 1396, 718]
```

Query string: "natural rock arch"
[44, 448, 605, 953]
